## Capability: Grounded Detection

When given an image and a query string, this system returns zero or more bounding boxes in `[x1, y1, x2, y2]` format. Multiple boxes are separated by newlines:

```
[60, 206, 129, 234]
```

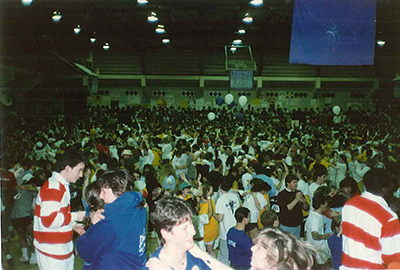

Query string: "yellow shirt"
[199, 200, 219, 242]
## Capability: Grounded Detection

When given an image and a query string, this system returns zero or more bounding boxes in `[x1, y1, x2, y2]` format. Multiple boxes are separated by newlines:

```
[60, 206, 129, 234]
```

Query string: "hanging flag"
[289, 0, 377, 65]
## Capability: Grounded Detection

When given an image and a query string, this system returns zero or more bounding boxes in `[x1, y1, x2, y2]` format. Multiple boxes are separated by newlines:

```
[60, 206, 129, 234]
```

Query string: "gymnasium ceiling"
[0, 0, 399, 79]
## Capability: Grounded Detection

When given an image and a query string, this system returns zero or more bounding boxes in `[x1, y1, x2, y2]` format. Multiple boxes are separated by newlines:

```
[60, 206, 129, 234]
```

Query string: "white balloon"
[208, 112, 216, 121]
[333, 106, 341, 115]
[239, 96, 248, 107]
[225, 94, 234, 105]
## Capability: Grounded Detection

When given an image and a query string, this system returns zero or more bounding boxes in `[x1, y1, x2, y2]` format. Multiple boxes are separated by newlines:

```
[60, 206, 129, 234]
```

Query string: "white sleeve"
[257, 193, 268, 208]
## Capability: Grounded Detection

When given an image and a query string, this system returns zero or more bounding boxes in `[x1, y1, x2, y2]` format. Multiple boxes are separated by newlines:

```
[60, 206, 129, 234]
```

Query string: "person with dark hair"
[259, 210, 279, 228]
[309, 166, 328, 201]
[242, 178, 270, 239]
[305, 192, 332, 267]
[251, 227, 317, 270]
[147, 196, 209, 270]
[277, 174, 309, 239]
[227, 207, 252, 270]
[76, 169, 147, 270]
[342, 168, 400, 269]
[207, 158, 224, 192]
[216, 177, 240, 265]
[248, 163, 276, 198]
[33, 148, 87, 270]
[339, 177, 360, 200]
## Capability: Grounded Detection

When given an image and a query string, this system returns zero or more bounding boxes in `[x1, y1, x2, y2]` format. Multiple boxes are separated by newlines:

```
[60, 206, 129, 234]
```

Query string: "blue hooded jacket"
[77, 191, 147, 270]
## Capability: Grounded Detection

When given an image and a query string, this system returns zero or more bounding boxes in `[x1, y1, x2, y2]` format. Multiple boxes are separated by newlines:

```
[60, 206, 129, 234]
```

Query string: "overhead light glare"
[233, 39, 242, 44]
[230, 47, 237, 53]
[21, 0, 33, 6]
[103, 42, 110, 50]
[52, 11, 62, 22]
[377, 40, 386, 47]
[155, 25, 166, 34]
[162, 38, 170, 44]
[137, 0, 148, 4]
[250, 0, 263, 6]
[238, 29, 246, 34]
[147, 12, 158, 23]
[74, 25, 81, 35]
[90, 37, 96, 43]
[243, 13, 253, 23]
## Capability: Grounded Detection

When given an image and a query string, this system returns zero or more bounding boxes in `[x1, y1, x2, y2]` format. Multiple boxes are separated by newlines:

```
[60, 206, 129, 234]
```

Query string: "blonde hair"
[254, 227, 317, 270]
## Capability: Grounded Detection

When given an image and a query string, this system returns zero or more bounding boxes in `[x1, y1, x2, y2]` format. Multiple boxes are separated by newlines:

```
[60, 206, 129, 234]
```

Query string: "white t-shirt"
[172, 154, 188, 176]
[305, 211, 332, 264]
[216, 192, 240, 240]
[297, 179, 310, 198]
[241, 173, 253, 191]
[243, 193, 268, 223]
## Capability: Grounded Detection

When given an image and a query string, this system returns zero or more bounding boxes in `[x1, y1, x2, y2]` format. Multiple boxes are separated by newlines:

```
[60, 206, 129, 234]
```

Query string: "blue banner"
[289, 0, 377, 65]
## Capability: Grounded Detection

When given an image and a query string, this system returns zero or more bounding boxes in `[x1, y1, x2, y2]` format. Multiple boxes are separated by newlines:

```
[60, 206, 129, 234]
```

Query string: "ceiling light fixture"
[230, 47, 237, 53]
[52, 11, 62, 23]
[21, 0, 33, 6]
[103, 42, 110, 50]
[162, 38, 170, 44]
[377, 40, 386, 47]
[249, 0, 263, 6]
[147, 12, 158, 23]
[243, 13, 253, 23]
[155, 25, 166, 34]
[238, 28, 246, 34]
[137, 0, 148, 4]
[73, 25, 81, 35]
[233, 39, 243, 44]
[90, 37, 96, 43]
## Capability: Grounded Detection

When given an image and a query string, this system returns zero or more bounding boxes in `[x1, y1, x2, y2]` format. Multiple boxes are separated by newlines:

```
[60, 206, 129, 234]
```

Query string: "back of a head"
[97, 169, 132, 197]
[221, 176, 233, 192]
[252, 163, 264, 175]
[150, 196, 194, 242]
[312, 192, 328, 209]
[260, 210, 278, 228]
[235, 207, 250, 223]
[364, 168, 390, 195]
[85, 182, 105, 211]
[255, 227, 317, 270]
[214, 158, 222, 169]
[54, 147, 86, 173]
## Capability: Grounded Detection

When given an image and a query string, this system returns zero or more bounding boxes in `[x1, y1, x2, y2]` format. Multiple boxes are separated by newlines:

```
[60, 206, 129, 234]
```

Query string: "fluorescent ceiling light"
[74, 25, 81, 35]
[377, 40, 386, 47]
[155, 25, 166, 34]
[233, 39, 242, 44]
[137, 0, 148, 4]
[250, 0, 263, 6]
[238, 29, 246, 34]
[147, 12, 158, 23]
[21, 0, 33, 6]
[90, 37, 96, 43]
[103, 43, 110, 50]
[243, 13, 253, 23]
[162, 38, 170, 44]
[52, 11, 62, 22]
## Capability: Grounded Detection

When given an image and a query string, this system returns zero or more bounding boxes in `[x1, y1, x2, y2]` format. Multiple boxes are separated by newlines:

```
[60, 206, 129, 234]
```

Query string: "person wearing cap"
[178, 182, 193, 201]
[11, 173, 38, 264]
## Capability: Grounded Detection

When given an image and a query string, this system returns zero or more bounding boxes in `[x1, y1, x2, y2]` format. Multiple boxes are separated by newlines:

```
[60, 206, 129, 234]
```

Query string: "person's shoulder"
[186, 251, 212, 270]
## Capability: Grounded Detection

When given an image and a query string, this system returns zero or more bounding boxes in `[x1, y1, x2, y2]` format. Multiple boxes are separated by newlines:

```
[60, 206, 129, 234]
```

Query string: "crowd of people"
[1, 103, 400, 270]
